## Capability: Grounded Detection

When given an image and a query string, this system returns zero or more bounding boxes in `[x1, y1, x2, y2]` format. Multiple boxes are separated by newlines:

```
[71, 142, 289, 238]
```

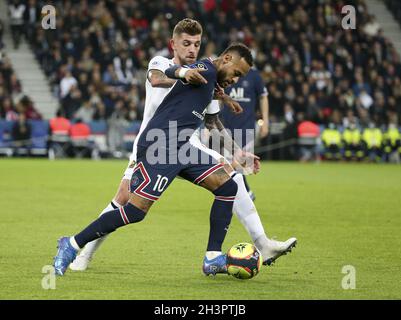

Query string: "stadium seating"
[1, 0, 401, 161]
[0, 120, 13, 156]
[29, 120, 48, 156]
[0, 119, 48, 156]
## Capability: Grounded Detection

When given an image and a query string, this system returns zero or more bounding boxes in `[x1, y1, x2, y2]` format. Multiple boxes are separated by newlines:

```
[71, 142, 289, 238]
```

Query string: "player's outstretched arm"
[213, 84, 243, 114]
[147, 69, 176, 88]
[164, 65, 207, 85]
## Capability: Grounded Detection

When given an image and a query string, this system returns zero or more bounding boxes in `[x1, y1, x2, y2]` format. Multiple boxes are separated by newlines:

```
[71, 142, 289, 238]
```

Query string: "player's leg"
[54, 159, 174, 276]
[70, 161, 135, 271]
[230, 171, 297, 265]
[54, 193, 151, 276]
[192, 141, 297, 265]
[70, 178, 130, 270]
[191, 140, 297, 265]
[197, 166, 238, 275]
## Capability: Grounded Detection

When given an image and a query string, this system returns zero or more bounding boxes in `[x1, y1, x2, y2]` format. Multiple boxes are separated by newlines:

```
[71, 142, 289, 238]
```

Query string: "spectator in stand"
[107, 99, 128, 154]
[74, 100, 95, 123]
[62, 86, 82, 120]
[18, 95, 42, 120]
[1, 97, 18, 121]
[11, 113, 31, 156]
[60, 70, 78, 99]
[23, 0, 40, 41]
[10, 0, 399, 163]
[8, 0, 26, 49]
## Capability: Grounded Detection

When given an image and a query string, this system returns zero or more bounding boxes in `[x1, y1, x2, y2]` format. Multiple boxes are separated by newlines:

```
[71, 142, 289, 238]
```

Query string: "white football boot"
[261, 237, 297, 266]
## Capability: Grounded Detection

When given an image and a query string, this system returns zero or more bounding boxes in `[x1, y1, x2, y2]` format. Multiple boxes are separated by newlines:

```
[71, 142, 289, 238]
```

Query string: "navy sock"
[207, 178, 238, 252]
[74, 203, 146, 248]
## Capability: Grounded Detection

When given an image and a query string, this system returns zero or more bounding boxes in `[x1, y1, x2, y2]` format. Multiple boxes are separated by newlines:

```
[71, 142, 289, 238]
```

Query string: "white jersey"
[123, 56, 221, 179]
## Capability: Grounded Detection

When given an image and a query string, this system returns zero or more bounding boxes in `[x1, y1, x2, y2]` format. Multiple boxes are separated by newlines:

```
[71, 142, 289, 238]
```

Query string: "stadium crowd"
[0, 0, 401, 162]
[385, 0, 401, 26]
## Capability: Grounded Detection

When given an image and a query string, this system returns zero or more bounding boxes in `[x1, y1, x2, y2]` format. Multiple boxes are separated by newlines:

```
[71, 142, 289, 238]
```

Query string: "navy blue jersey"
[137, 58, 217, 155]
[220, 68, 267, 132]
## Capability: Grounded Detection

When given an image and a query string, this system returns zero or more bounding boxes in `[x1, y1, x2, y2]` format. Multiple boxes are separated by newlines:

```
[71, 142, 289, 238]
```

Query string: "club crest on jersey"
[130, 175, 140, 187]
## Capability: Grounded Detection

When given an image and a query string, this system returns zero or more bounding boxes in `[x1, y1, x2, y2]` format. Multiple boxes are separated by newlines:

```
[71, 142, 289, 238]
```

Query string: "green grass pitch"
[0, 159, 400, 299]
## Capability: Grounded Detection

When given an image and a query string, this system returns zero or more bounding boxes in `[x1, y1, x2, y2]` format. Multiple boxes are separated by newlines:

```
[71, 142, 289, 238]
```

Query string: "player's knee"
[213, 177, 238, 198]
[114, 180, 130, 205]
[123, 203, 146, 223]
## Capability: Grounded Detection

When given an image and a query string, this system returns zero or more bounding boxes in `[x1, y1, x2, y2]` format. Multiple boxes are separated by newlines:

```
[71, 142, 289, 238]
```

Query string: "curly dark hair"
[221, 43, 254, 67]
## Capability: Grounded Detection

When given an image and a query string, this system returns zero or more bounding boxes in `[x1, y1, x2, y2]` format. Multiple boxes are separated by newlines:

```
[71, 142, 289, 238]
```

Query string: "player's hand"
[216, 93, 243, 114]
[233, 150, 261, 174]
[213, 84, 224, 97]
[214, 84, 243, 114]
[221, 94, 243, 114]
[184, 68, 208, 85]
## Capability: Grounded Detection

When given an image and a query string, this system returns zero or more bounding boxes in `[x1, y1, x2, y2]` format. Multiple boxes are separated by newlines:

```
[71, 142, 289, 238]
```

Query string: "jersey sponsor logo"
[229, 87, 251, 102]
[192, 110, 205, 120]
[188, 62, 208, 71]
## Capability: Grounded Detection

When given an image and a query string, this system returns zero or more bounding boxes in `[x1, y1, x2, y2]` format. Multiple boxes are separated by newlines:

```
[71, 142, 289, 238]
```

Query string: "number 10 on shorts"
[153, 175, 169, 192]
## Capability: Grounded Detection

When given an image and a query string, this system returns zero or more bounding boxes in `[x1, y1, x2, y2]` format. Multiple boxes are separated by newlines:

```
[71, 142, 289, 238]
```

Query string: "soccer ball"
[226, 242, 262, 280]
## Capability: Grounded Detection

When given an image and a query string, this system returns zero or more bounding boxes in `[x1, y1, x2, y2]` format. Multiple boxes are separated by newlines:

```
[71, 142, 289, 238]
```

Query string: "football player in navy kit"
[54, 44, 259, 276]
[66, 19, 296, 276]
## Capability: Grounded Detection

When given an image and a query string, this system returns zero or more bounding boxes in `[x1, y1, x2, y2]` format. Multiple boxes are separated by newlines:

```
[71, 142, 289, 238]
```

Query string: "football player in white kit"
[70, 18, 296, 272]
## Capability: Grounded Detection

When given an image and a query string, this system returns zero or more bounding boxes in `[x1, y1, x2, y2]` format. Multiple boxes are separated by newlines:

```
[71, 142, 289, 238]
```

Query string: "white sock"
[232, 174, 267, 242]
[69, 236, 81, 251]
[206, 251, 222, 260]
[77, 200, 123, 258]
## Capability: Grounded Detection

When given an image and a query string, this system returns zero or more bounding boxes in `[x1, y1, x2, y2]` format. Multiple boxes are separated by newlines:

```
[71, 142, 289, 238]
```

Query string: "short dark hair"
[173, 18, 203, 37]
[221, 43, 253, 67]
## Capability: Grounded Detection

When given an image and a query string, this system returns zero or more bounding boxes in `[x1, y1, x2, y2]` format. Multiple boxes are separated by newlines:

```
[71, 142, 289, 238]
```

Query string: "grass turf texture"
[0, 159, 400, 299]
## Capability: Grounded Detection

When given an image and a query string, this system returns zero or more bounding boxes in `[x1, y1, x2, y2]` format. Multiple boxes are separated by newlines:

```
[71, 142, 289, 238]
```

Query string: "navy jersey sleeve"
[185, 59, 217, 85]
[253, 70, 268, 97]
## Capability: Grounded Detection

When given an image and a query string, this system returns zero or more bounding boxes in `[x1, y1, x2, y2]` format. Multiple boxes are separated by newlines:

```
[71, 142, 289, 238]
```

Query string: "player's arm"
[213, 84, 243, 114]
[254, 71, 269, 138]
[164, 65, 208, 85]
[259, 95, 269, 138]
[204, 104, 260, 174]
[204, 111, 242, 153]
[147, 69, 176, 88]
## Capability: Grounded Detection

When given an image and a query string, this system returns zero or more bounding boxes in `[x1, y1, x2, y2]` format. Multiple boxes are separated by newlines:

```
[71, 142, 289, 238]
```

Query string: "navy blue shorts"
[129, 143, 224, 201]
